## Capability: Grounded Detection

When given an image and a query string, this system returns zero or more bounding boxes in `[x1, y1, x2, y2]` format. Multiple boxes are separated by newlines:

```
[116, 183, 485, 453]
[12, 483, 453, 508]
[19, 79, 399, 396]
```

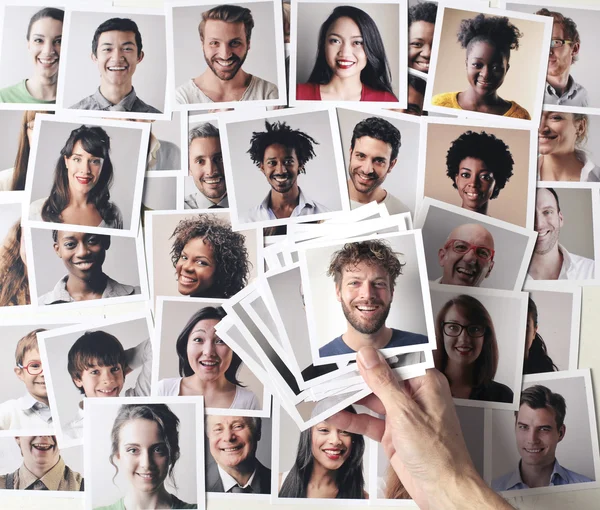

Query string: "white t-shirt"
[0, 168, 14, 191]
[350, 191, 410, 215]
[156, 377, 260, 410]
[175, 75, 279, 104]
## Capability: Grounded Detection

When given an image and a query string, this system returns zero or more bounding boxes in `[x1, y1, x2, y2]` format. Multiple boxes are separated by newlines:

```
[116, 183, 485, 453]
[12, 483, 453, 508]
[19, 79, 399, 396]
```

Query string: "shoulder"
[491, 470, 515, 492]
[28, 197, 48, 220]
[176, 80, 209, 104]
[94, 499, 124, 510]
[249, 76, 279, 99]
[105, 204, 124, 229]
[431, 92, 460, 108]
[232, 386, 260, 410]
[134, 97, 162, 114]
[319, 336, 348, 356]
[558, 463, 593, 484]
[70, 94, 97, 110]
[157, 378, 182, 396]
[296, 82, 319, 100]
[382, 193, 410, 214]
[505, 101, 531, 120]
[568, 251, 595, 279]
[170, 495, 198, 509]
[361, 85, 398, 102]
[0, 81, 43, 104]
[388, 329, 429, 348]
[474, 380, 514, 403]
[105, 276, 139, 297]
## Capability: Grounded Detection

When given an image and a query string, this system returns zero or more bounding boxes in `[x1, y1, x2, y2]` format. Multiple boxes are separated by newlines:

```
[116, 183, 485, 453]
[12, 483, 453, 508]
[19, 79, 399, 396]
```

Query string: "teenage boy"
[0, 330, 52, 430]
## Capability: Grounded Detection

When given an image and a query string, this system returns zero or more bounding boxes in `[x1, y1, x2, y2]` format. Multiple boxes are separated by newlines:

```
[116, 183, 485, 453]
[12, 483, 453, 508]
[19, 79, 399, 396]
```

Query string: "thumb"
[357, 346, 408, 412]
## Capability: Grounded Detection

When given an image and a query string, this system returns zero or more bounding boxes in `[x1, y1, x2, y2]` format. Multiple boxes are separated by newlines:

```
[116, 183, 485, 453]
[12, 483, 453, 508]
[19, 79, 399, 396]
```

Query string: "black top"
[470, 380, 514, 403]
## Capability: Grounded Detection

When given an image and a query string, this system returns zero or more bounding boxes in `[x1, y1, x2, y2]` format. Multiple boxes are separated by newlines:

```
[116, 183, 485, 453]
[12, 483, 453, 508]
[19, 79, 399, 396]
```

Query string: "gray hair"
[189, 122, 220, 145]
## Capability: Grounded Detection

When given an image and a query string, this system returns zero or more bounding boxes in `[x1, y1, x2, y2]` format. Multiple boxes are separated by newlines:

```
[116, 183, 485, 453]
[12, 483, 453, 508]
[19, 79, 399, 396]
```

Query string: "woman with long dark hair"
[29, 125, 123, 228]
[157, 306, 259, 409]
[296, 6, 397, 102]
[434, 294, 513, 403]
[0, 220, 29, 306]
[279, 405, 366, 499]
[523, 297, 558, 374]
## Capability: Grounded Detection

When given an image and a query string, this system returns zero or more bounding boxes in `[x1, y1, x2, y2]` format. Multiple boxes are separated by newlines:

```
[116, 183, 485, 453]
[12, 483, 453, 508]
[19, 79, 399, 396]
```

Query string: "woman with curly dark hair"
[445, 130, 514, 215]
[0, 220, 29, 307]
[170, 214, 250, 298]
[29, 125, 123, 228]
[523, 297, 558, 375]
[296, 6, 397, 102]
[408, 1, 437, 74]
[432, 14, 530, 119]
[279, 405, 366, 499]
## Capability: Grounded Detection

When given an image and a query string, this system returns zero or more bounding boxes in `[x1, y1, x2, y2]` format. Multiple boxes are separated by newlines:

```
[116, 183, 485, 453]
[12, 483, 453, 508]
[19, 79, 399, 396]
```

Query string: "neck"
[547, 71, 571, 96]
[124, 485, 171, 510]
[66, 271, 108, 297]
[520, 459, 555, 488]
[221, 458, 256, 486]
[529, 246, 563, 280]
[25, 75, 58, 101]
[269, 185, 300, 209]
[539, 152, 583, 181]
[25, 456, 59, 480]
[201, 68, 250, 91]
[347, 179, 386, 205]
[309, 461, 338, 488]
[69, 190, 91, 207]
[205, 192, 227, 205]
[323, 75, 363, 100]
[99, 82, 133, 106]
[187, 374, 233, 398]
[33, 394, 50, 407]
[461, 88, 502, 107]
[444, 360, 474, 387]
[342, 325, 392, 352]
[462, 201, 489, 215]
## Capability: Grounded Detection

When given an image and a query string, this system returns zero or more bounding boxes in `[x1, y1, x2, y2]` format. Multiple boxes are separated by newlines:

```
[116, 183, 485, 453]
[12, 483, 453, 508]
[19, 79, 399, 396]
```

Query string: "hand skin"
[328, 346, 514, 510]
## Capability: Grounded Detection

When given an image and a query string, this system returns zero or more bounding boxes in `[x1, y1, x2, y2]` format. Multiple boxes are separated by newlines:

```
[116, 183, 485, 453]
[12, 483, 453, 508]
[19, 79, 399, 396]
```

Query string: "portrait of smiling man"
[205, 415, 271, 494]
[318, 239, 428, 357]
[176, 4, 279, 104]
[492, 385, 592, 491]
[70, 17, 161, 113]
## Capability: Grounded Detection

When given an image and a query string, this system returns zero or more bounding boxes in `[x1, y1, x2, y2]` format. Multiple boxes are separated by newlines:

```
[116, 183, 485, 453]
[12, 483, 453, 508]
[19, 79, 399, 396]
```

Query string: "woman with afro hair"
[432, 14, 530, 119]
[445, 130, 514, 216]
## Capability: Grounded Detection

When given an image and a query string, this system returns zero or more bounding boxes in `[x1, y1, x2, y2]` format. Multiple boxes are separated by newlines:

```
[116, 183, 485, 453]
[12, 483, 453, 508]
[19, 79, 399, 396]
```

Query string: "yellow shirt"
[431, 91, 531, 120]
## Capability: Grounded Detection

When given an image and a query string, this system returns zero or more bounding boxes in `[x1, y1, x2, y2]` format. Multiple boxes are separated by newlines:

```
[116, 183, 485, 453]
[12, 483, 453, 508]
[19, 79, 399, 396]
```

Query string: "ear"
[558, 211, 564, 228]
[53, 242, 61, 258]
[485, 260, 495, 279]
[91, 52, 98, 63]
[63, 154, 69, 168]
[103, 236, 111, 251]
[335, 283, 342, 303]
[14, 366, 25, 382]
[388, 158, 398, 174]
[73, 378, 84, 389]
[259, 163, 265, 176]
[137, 50, 145, 64]
[572, 42, 580, 58]
[558, 424, 566, 442]
[438, 247, 447, 268]
[506, 62, 510, 72]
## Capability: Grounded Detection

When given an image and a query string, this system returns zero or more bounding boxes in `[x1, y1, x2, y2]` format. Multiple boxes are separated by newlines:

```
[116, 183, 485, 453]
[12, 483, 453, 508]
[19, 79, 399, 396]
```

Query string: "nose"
[139, 449, 154, 469]
[461, 247, 479, 264]
[101, 370, 117, 384]
[526, 428, 540, 445]
[328, 429, 343, 445]
[75, 241, 91, 258]
[534, 210, 546, 231]
[42, 39, 56, 55]
[201, 339, 216, 357]
[538, 114, 550, 134]
[421, 44, 431, 58]
[358, 281, 375, 300]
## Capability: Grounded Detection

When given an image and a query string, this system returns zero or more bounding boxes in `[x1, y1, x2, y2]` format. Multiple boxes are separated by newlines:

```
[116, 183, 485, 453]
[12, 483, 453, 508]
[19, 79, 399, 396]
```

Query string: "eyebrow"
[328, 32, 363, 39]
[181, 249, 211, 261]
[101, 41, 135, 46]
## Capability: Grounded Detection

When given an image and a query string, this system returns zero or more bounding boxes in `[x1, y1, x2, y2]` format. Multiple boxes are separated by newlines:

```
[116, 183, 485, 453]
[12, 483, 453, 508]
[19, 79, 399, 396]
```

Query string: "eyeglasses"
[443, 239, 495, 261]
[17, 360, 43, 375]
[442, 322, 486, 338]
[550, 39, 574, 48]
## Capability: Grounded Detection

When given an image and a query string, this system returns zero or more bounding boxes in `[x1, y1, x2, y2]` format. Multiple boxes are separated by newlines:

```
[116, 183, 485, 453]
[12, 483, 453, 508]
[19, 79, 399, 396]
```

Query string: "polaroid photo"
[146, 111, 185, 173]
[415, 197, 538, 291]
[183, 114, 229, 210]
[166, 0, 287, 111]
[22, 114, 150, 237]
[272, 402, 371, 504]
[527, 184, 599, 282]
[37, 312, 154, 448]
[522, 282, 581, 376]
[145, 209, 261, 306]
[0, 438, 83, 495]
[290, 0, 407, 109]
[336, 106, 421, 218]
[500, 1, 600, 114]
[429, 283, 527, 410]
[143, 173, 181, 216]
[0, 319, 73, 437]
[537, 109, 600, 183]
[298, 230, 435, 366]
[417, 116, 537, 229]
[204, 411, 273, 500]
[85, 397, 204, 510]
[26, 225, 148, 309]
[487, 369, 600, 495]
[220, 107, 350, 230]
[153, 296, 271, 416]
[56, 6, 168, 119]
[0, 196, 29, 309]
[424, 1, 553, 124]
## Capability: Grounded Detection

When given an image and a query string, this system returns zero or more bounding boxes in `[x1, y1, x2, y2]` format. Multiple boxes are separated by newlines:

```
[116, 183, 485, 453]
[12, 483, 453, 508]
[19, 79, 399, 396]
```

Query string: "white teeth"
[108, 66, 127, 71]
[203, 178, 222, 184]
[525, 448, 542, 453]
[357, 306, 376, 311]
[324, 449, 341, 454]
[216, 59, 234, 67]
[180, 275, 196, 283]
[222, 446, 242, 452]
[456, 268, 475, 275]
[200, 360, 218, 366]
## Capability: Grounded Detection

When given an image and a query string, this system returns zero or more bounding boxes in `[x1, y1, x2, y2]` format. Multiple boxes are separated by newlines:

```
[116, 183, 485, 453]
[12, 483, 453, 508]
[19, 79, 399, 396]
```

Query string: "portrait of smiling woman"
[29, 125, 123, 229]
[0, 7, 63, 104]
[408, 1, 437, 74]
[157, 306, 260, 409]
[296, 5, 398, 102]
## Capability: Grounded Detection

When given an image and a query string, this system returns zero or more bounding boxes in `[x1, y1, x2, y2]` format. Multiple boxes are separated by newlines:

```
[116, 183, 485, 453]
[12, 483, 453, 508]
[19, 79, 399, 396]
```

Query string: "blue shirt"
[492, 459, 593, 492]
[319, 328, 428, 357]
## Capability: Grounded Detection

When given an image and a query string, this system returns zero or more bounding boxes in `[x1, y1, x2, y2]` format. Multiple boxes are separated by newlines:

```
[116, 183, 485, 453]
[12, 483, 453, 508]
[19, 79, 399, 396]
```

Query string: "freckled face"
[454, 157, 496, 212]
[175, 237, 217, 297]
[408, 21, 434, 73]
[465, 41, 509, 96]
[310, 420, 352, 470]
[324, 17, 367, 79]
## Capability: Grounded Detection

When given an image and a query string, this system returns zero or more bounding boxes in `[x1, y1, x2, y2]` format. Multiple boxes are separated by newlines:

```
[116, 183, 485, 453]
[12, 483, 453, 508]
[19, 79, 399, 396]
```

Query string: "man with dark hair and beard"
[176, 4, 279, 104]
[319, 240, 428, 357]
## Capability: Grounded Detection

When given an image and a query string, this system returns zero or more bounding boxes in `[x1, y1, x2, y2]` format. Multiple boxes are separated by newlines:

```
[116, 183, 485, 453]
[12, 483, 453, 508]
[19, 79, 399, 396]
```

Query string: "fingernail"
[358, 346, 383, 369]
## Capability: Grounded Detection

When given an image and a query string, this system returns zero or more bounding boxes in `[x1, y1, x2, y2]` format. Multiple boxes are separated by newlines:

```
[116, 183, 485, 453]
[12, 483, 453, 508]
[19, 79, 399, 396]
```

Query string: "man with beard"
[347, 117, 409, 214]
[319, 240, 428, 357]
[0, 436, 83, 490]
[185, 122, 228, 209]
[242, 120, 329, 222]
[527, 188, 594, 280]
[176, 5, 279, 104]
[536, 9, 588, 107]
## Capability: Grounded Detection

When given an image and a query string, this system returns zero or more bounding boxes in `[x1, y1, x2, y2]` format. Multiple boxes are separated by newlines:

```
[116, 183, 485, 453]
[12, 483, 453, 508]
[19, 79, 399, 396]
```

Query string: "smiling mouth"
[74, 260, 94, 270]
[214, 58, 237, 69]
[355, 173, 376, 184]
[455, 345, 473, 355]
[107, 66, 128, 72]
[414, 60, 430, 71]
[38, 57, 58, 66]
[202, 176, 224, 185]
[336, 60, 355, 69]
[524, 447, 543, 454]
[536, 229, 550, 238]
[136, 472, 157, 480]
[463, 190, 483, 200]
[538, 135, 557, 141]
[32, 443, 54, 451]
[76, 176, 93, 185]
[455, 267, 477, 279]
[221, 444, 243, 452]
[179, 274, 198, 286]
[199, 359, 220, 368]
[323, 448, 346, 460]
[97, 387, 118, 397]
[272, 174, 291, 183]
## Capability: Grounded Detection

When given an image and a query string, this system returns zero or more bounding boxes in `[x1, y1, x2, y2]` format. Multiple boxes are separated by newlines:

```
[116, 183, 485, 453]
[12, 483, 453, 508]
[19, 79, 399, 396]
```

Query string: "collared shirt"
[70, 87, 161, 113]
[492, 459, 593, 491]
[147, 135, 181, 171]
[184, 191, 229, 210]
[527, 243, 594, 281]
[0, 457, 83, 491]
[544, 77, 589, 107]
[38, 274, 140, 305]
[242, 187, 330, 223]
[0, 394, 52, 430]
[217, 464, 257, 493]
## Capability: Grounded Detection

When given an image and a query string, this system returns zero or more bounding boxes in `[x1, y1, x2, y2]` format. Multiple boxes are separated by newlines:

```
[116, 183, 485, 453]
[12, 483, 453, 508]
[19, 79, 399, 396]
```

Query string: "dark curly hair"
[446, 131, 514, 199]
[170, 215, 251, 298]
[350, 117, 401, 161]
[409, 1, 438, 25]
[536, 8, 580, 64]
[327, 239, 405, 291]
[247, 120, 318, 173]
[457, 14, 523, 60]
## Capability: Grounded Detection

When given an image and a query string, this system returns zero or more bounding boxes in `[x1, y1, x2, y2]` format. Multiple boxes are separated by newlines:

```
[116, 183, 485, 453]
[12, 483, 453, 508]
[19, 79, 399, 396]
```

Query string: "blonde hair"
[15, 329, 45, 366]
